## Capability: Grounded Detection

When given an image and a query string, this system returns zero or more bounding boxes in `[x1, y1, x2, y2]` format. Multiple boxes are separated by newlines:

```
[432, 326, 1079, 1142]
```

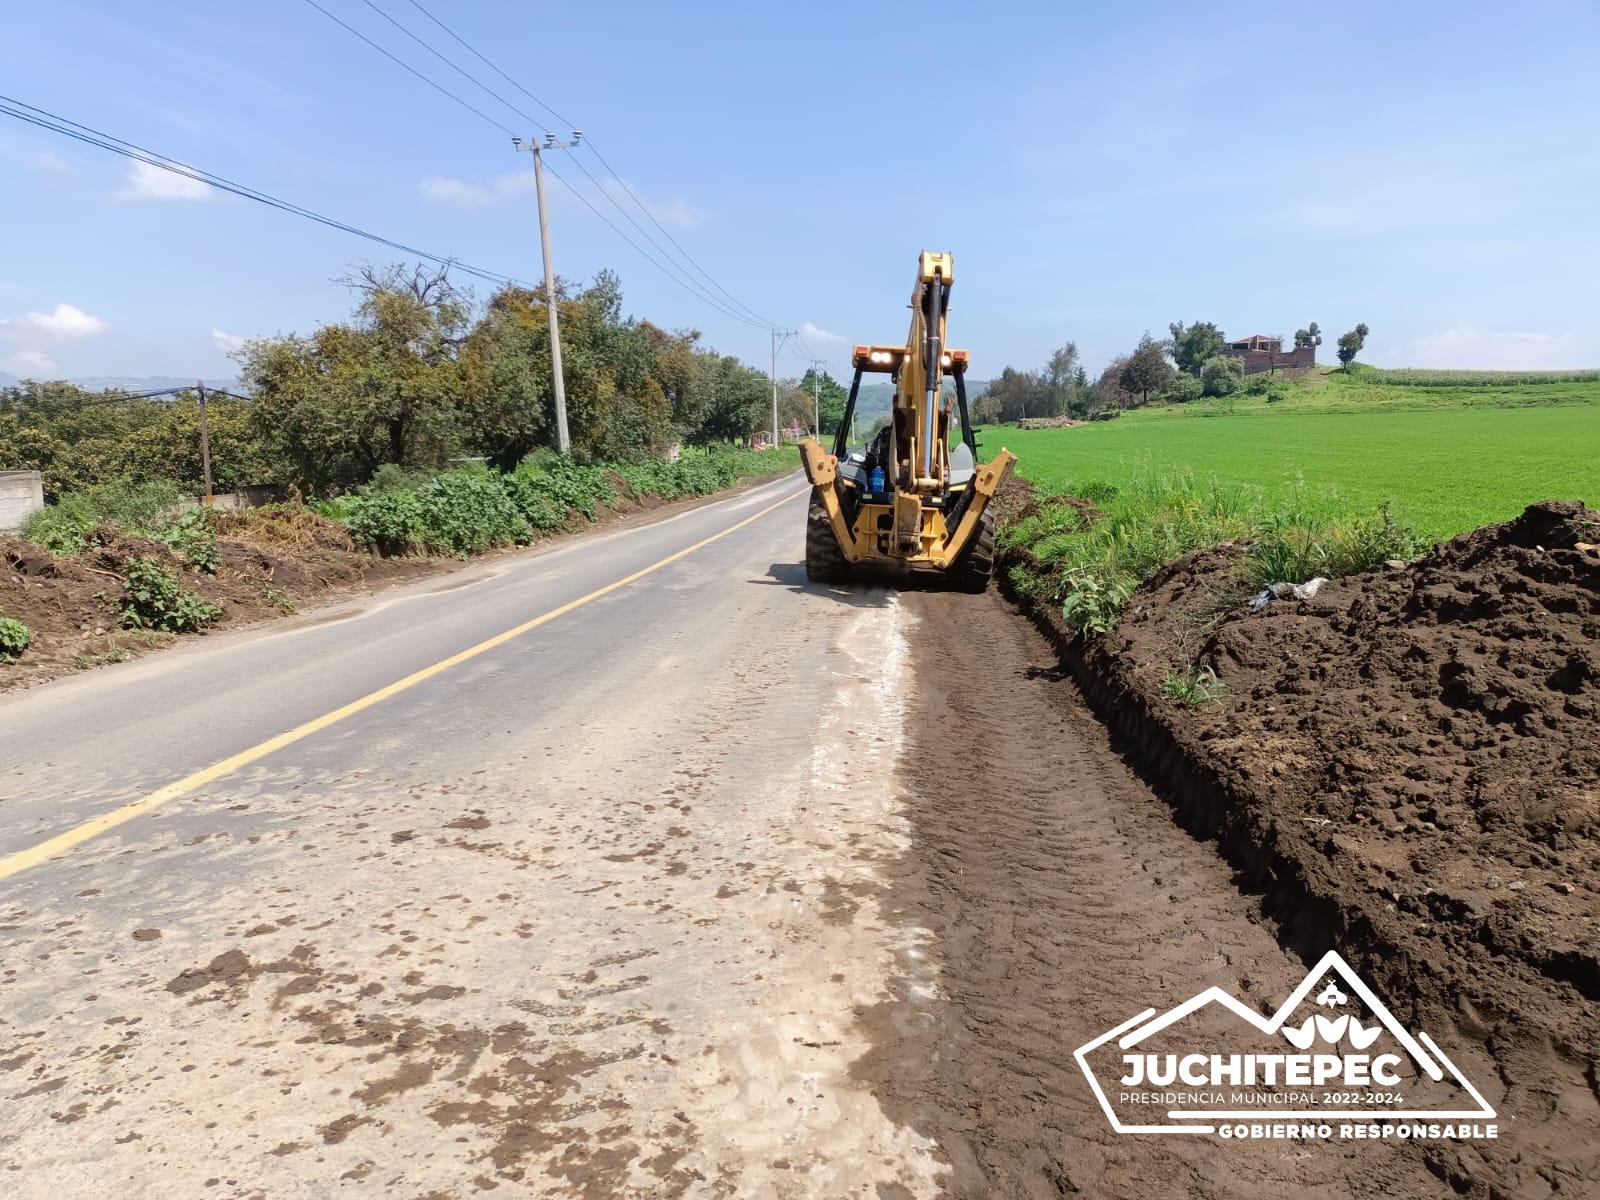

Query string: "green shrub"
[1200, 356, 1244, 397]
[1166, 375, 1204, 404]
[1059, 568, 1131, 635]
[345, 489, 426, 554]
[119, 556, 222, 632]
[508, 456, 614, 523]
[21, 496, 96, 555]
[499, 472, 567, 532]
[0, 615, 32, 661]
[83, 478, 184, 531]
[1161, 664, 1223, 705]
[363, 463, 432, 494]
[157, 507, 221, 573]
[308, 495, 358, 522]
[416, 467, 530, 557]
[1245, 503, 1417, 589]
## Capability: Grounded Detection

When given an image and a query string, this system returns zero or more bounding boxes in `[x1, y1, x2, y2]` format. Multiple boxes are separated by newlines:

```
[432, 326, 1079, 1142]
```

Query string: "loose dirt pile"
[991, 485, 1599, 1194]
[0, 511, 438, 691]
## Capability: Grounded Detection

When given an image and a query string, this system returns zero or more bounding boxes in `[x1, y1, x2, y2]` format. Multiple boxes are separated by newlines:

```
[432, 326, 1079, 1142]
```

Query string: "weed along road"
[0, 471, 1535, 1198]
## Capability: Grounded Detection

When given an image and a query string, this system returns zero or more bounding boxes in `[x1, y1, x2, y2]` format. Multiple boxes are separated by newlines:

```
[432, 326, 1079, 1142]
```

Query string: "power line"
[355, 0, 780, 329]
[0, 385, 238, 410]
[537, 157, 769, 329]
[297, 0, 515, 135]
[302, 0, 776, 330]
[398, 0, 575, 131]
[0, 95, 521, 288]
[353, 0, 549, 136]
[580, 143, 778, 328]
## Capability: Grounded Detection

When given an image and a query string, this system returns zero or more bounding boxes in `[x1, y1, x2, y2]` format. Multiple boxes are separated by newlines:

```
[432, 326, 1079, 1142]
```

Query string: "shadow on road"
[752, 563, 896, 608]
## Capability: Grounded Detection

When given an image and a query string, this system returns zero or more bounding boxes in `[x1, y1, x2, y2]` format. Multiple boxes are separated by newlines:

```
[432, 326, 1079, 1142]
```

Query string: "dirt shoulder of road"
[858, 585, 1451, 1198]
[0, 467, 798, 694]
[927, 478, 1598, 1196]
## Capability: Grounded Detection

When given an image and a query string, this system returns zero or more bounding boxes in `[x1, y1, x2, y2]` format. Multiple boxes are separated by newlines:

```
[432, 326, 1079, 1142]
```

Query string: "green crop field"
[985, 371, 1600, 540]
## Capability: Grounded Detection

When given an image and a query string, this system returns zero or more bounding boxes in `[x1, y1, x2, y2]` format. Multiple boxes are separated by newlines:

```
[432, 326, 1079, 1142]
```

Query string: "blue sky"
[3, 0, 1598, 383]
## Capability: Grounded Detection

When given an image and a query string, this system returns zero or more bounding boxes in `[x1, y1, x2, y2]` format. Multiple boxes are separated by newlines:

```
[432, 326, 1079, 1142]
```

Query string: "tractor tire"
[949, 507, 997, 593]
[805, 494, 850, 584]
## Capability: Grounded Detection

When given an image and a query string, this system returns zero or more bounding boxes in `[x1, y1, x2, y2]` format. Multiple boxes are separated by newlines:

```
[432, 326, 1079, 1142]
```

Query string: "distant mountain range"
[0, 372, 242, 394]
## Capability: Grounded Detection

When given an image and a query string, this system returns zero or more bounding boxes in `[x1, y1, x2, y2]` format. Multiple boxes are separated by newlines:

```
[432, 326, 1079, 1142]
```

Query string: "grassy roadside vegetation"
[988, 366, 1600, 635]
[21, 443, 791, 561]
[5, 445, 791, 653]
[2, 259, 803, 663]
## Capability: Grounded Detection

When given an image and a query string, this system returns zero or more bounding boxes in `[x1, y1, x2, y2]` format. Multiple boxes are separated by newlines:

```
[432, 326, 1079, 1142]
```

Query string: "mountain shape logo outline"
[1073, 950, 1497, 1135]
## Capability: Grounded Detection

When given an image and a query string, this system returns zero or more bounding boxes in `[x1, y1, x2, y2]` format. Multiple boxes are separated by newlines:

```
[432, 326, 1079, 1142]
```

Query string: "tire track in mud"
[856, 589, 1447, 1199]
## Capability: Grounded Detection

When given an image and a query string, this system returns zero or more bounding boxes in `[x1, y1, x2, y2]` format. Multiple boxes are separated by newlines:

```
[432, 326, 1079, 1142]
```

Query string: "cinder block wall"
[0, 470, 45, 530]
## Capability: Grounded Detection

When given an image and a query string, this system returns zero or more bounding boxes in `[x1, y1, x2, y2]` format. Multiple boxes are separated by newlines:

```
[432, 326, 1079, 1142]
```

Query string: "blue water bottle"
[869, 465, 886, 497]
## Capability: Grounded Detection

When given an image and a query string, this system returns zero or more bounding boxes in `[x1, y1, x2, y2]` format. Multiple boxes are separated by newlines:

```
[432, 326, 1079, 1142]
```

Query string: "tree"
[1336, 322, 1370, 369]
[1094, 355, 1137, 410]
[798, 368, 849, 436]
[1169, 321, 1227, 377]
[1042, 342, 1088, 417]
[693, 354, 768, 443]
[971, 391, 1002, 425]
[1199, 355, 1244, 397]
[984, 366, 1046, 423]
[1294, 322, 1322, 350]
[1119, 333, 1176, 405]
[238, 263, 473, 492]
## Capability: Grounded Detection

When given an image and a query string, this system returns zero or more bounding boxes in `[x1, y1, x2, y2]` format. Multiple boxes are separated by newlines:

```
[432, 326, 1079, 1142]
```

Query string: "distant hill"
[850, 378, 991, 434]
[0, 373, 240, 394]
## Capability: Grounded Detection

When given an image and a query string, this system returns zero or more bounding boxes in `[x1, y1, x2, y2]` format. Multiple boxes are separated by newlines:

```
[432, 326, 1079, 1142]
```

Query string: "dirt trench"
[854, 587, 1467, 1199]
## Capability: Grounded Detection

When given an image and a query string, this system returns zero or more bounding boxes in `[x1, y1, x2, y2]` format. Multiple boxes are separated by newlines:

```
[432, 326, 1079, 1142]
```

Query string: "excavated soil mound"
[1117, 502, 1599, 1039]
[996, 489, 1599, 1194]
[0, 516, 438, 692]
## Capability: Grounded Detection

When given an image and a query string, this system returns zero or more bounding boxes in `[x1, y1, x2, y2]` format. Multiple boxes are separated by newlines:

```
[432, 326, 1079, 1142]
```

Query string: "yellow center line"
[0, 487, 808, 883]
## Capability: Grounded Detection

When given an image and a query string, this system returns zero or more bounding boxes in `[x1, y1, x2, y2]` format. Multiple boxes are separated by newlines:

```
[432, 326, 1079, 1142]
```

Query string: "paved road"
[0, 472, 944, 1197]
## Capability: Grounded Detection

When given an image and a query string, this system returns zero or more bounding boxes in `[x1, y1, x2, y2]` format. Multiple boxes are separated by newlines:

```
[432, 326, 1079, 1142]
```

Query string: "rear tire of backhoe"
[949, 508, 997, 594]
[805, 493, 850, 585]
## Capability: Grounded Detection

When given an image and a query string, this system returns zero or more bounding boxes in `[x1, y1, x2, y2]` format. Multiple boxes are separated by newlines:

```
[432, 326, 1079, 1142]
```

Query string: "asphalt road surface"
[1, 471, 1455, 1199]
[2, 472, 950, 1195]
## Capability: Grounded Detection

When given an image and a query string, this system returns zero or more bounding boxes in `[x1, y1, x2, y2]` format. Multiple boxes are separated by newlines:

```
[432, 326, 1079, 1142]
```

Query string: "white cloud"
[117, 159, 215, 202]
[420, 172, 535, 208]
[0, 303, 109, 378]
[800, 320, 847, 344]
[0, 303, 111, 341]
[211, 328, 246, 354]
[4, 349, 55, 376]
[1383, 327, 1598, 371]
[597, 178, 709, 230]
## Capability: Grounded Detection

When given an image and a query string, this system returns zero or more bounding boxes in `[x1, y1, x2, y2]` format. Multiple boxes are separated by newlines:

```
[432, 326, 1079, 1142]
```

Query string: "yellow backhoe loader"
[798, 251, 1015, 591]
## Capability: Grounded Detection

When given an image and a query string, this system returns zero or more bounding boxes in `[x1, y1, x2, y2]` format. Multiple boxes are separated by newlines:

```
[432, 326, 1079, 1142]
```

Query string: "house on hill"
[1224, 333, 1316, 376]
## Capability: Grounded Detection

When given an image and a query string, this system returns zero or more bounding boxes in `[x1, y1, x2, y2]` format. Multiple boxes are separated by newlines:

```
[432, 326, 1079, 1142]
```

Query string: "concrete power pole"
[811, 359, 825, 437]
[195, 380, 213, 504]
[770, 328, 796, 447]
[514, 131, 584, 456]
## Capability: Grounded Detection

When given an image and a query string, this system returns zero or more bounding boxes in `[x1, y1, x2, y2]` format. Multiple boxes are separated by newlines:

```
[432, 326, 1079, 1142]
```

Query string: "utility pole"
[770, 328, 796, 447]
[810, 359, 826, 437]
[513, 131, 584, 455]
[195, 380, 213, 504]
